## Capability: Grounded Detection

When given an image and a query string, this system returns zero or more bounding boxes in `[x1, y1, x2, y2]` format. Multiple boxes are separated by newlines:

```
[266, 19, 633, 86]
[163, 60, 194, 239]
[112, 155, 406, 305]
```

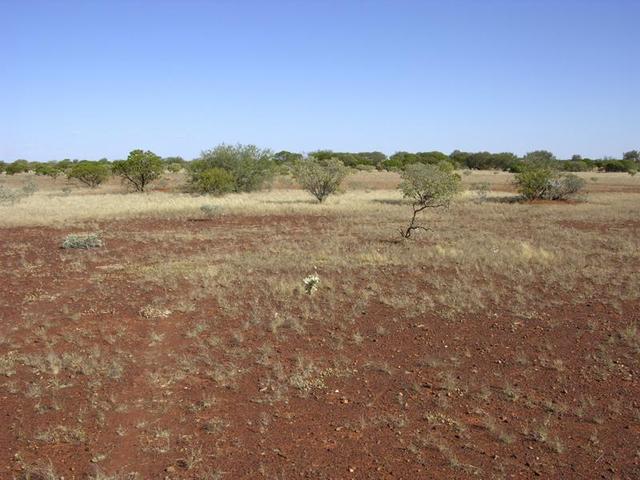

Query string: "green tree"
[523, 150, 556, 166]
[292, 157, 349, 203]
[399, 162, 460, 238]
[623, 150, 639, 162]
[34, 163, 62, 180]
[5, 159, 30, 175]
[274, 151, 303, 164]
[67, 161, 111, 188]
[190, 144, 274, 193]
[112, 149, 164, 192]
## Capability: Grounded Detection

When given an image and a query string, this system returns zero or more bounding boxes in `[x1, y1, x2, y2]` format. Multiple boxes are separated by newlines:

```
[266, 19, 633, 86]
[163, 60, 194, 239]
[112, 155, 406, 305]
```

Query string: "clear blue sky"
[2, 0, 639, 161]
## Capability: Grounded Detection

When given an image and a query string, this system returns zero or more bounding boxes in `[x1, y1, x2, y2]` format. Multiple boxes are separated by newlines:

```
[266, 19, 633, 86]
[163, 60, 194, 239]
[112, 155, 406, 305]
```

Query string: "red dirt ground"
[1, 215, 638, 479]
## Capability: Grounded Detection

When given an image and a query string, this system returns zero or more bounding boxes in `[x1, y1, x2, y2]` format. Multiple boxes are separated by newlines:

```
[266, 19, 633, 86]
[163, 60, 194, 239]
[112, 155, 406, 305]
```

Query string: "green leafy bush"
[67, 162, 111, 188]
[189, 144, 274, 193]
[5, 160, 30, 175]
[514, 166, 586, 200]
[190, 167, 235, 195]
[292, 157, 349, 203]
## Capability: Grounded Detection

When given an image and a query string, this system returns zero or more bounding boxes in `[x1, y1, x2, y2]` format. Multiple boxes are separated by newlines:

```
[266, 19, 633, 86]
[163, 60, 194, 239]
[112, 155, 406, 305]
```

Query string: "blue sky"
[2, 0, 639, 161]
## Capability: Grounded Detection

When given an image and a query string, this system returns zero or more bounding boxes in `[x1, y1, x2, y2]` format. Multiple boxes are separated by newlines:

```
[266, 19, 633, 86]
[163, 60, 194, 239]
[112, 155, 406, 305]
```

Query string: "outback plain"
[0, 170, 639, 479]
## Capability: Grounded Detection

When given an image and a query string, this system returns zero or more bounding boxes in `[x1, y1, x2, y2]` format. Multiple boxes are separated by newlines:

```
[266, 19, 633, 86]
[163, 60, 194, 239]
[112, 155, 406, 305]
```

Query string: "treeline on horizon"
[2, 148, 640, 176]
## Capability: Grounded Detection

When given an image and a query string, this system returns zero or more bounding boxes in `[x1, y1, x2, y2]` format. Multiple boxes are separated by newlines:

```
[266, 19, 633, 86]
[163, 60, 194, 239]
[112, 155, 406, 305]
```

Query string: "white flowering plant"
[303, 273, 320, 295]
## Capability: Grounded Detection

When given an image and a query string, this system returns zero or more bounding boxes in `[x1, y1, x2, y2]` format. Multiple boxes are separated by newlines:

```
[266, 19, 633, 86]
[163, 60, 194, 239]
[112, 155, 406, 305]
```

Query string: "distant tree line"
[1, 148, 638, 183]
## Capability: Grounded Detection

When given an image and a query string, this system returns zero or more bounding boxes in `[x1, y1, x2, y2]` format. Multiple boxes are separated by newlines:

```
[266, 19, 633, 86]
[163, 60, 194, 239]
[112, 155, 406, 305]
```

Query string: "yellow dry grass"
[0, 170, 638, 227]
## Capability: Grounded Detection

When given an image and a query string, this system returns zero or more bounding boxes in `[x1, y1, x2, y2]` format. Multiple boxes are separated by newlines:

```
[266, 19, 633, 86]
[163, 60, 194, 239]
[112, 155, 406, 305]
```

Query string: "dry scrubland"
[0, 171, 639, 479]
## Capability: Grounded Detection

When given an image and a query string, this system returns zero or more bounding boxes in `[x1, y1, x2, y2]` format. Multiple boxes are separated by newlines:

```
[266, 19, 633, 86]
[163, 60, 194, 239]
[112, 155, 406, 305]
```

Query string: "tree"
[67, 161, 111, 188]
[398, 162, 460, 238]
[623, 150, 639, 163]
[292, 157, 349, 203]
[523, 150, 556, 166]
[189, 144, 274, 193]
[274, 151, 304, 164]
[5, 159, 30, 175]
[112, 149, 164, 192]
[34, 163, 62, 180]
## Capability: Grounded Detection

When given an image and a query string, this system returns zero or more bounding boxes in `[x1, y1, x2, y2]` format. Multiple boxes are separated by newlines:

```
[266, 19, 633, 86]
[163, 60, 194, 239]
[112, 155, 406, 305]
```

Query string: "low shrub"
[0, 185, 21, 205]
[62, 233, 103, 249]
[200, 204, 222, 217]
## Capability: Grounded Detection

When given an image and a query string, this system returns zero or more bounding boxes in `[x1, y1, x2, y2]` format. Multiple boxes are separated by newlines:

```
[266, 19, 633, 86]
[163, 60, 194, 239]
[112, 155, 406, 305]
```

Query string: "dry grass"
[1, 170, 637, 227]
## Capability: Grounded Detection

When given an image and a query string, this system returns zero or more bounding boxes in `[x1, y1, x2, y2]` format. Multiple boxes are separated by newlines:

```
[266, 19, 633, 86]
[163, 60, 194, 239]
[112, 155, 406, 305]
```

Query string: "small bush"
[200, 204, 222, 217]
[62, 233, 103, 249]
[471, 182, 491, 203]
[0, 185, 21, 205]
[548, 173, 586, 200]
[292, 157, 349, 203]
[190, 167, 235, 195]
[515, 166, 585, 200]
[189, 144, 275, 193]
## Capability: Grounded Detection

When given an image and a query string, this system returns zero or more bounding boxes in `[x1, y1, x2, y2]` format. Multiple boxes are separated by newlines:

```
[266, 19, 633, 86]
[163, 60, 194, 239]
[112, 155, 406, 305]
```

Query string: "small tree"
[67, 162, 111, 188]
[399, 162, 460, 238]
[112, 150, 164, 192]
[293, 157, 348, 203]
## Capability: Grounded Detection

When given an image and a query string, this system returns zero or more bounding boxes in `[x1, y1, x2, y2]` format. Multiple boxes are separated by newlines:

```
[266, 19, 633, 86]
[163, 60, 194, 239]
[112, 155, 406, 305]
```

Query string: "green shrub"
[62, 233, 103, 249]
[190, 167, 235, 195]
[515, 166, 585, 200]
[5, 160, 30, 175]
[112, 150, 164, 192]
[399, 163, 461, 238]
[292, 157, 349, 203]
[189, 144, 275, 193]
[67, 162, 111, 188]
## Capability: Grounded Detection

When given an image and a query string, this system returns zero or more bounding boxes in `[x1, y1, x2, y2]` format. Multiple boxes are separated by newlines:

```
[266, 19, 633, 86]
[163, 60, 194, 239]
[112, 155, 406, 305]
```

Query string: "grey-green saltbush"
[62, 233, 103, 249]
